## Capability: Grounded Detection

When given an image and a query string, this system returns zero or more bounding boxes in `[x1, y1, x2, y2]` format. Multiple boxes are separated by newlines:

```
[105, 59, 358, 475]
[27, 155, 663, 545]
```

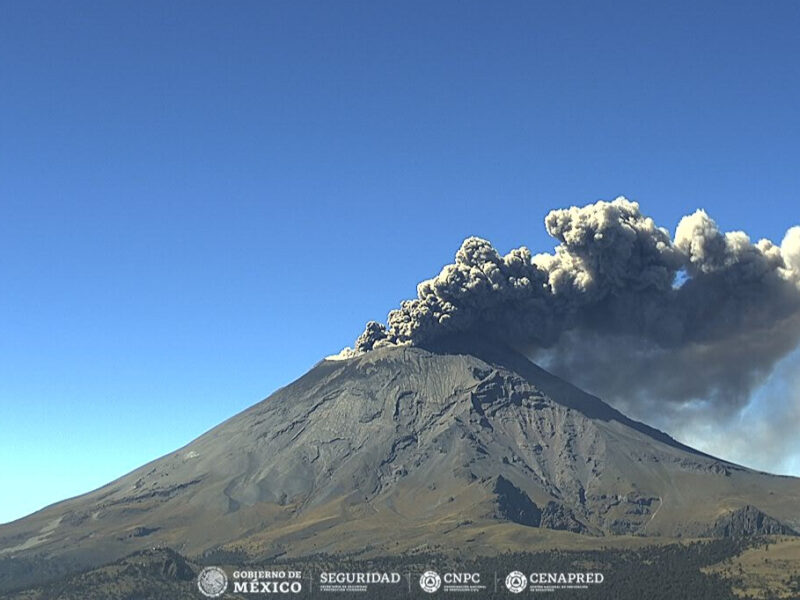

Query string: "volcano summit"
[3, 199, 800, 597]
[1, 338, 799, 595]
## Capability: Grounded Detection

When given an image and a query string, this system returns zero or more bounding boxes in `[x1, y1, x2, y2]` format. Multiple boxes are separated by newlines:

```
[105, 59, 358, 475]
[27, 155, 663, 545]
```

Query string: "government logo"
[197, 566, 228, 598]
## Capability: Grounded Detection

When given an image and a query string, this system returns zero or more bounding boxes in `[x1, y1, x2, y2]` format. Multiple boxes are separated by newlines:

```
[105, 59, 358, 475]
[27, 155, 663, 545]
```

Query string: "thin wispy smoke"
[669, 349, 800, 475]
[345, 198, 800, 469]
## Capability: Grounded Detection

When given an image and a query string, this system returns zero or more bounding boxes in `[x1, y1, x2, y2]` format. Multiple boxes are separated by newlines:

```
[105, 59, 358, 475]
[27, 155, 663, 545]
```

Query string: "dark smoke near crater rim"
[345, 197, 800, 414]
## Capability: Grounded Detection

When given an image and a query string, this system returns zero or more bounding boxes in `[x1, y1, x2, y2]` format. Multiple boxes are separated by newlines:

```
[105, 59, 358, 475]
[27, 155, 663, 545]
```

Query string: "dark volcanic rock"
[706, 505, 799, 537]
[540, 501, 588, 534]
[493, 475, 541, 526]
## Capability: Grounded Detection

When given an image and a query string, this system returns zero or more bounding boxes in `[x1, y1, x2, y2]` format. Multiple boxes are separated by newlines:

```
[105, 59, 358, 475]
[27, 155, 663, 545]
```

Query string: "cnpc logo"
[419, 570, 481, 593]
[419, 571, 441, 593]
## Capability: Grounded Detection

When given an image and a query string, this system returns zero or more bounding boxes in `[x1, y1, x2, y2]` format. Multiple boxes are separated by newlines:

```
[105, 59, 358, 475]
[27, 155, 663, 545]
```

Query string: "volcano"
[2, 340, 799, 593]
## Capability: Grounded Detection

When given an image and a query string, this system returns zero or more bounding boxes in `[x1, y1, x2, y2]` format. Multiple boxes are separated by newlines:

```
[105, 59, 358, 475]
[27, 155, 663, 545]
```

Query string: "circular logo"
[505, 571, 528, 594]
[419, 570, 442, 593]
[197, 566, 228, 598]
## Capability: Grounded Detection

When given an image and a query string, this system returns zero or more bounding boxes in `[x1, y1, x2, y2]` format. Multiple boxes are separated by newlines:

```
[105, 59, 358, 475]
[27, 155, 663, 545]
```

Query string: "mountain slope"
[1, 341, 799, 592]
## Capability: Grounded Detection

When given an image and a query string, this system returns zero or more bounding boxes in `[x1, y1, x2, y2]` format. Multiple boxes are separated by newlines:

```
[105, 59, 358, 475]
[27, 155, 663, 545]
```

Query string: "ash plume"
[349, 198, 800, 449]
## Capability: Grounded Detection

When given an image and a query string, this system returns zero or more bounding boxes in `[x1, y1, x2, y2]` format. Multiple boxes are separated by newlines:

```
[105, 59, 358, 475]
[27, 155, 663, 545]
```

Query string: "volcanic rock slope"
[2, 341, 799, 578]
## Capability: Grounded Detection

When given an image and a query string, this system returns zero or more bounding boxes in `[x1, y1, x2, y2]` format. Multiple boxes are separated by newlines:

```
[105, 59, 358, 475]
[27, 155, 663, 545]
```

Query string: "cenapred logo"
[197, 566, 228, 598]
[419, 570, 442, 593]
[505, 570, 528, 594]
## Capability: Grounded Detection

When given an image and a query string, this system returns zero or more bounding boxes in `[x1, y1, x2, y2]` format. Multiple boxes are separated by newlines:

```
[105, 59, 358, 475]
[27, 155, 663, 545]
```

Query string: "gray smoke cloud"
[669, 348, 800, 475]
[348, 198, 800, 467]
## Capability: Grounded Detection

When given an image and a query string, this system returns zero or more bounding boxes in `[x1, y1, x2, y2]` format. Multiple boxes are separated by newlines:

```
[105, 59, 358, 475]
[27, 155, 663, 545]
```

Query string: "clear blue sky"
[2, 1, 799, 524]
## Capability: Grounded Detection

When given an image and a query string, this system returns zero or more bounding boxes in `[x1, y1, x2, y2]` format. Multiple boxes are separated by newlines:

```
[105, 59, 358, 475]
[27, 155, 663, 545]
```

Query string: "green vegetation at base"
[258, 539, 751, 599]
[4, 537, 792, 599]
[705, 536, 800, 599]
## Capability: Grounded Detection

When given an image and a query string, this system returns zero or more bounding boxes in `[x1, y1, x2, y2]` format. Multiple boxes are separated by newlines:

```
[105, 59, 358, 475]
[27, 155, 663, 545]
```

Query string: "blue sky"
[2, 1, 800, 524]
